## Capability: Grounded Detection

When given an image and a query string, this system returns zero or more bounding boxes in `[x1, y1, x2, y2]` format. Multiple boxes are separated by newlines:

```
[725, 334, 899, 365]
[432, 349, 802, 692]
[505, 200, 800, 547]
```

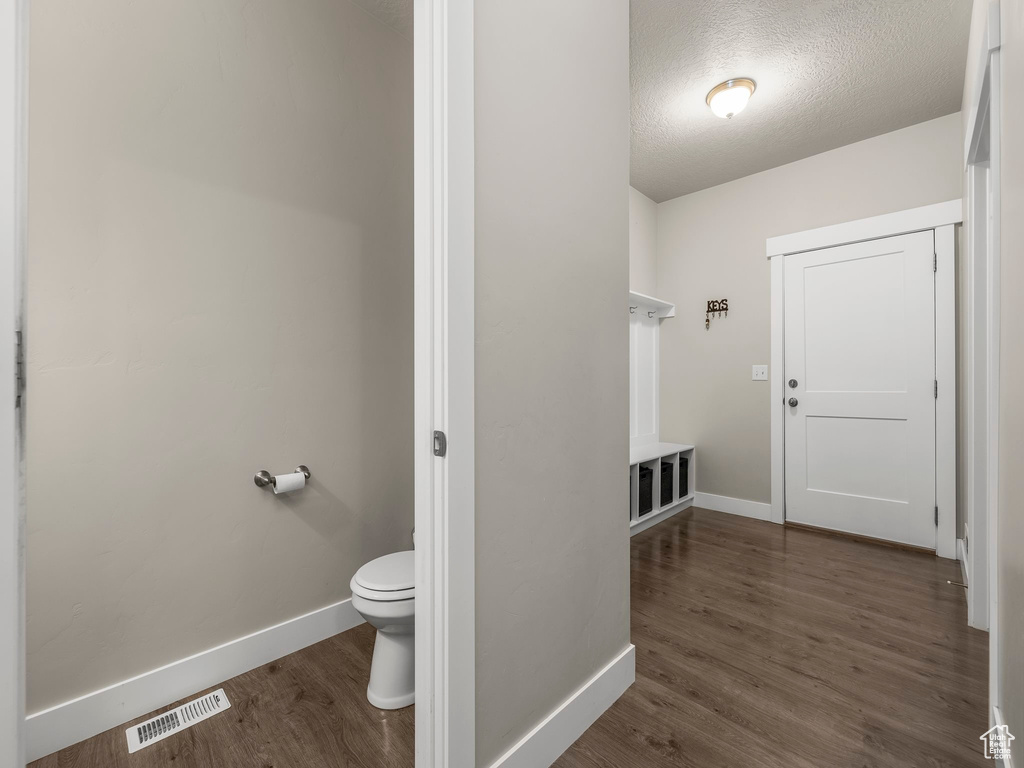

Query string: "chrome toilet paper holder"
[254, 465, 311, 489]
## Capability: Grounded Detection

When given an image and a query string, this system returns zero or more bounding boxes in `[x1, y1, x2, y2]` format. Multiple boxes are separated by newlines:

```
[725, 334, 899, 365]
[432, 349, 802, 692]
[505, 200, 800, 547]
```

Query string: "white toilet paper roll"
[273, 471, 306, 495]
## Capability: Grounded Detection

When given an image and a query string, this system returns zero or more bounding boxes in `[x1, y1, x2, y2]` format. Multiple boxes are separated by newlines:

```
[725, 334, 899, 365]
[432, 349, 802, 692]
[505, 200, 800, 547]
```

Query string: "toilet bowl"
[350, 550, 415, 710]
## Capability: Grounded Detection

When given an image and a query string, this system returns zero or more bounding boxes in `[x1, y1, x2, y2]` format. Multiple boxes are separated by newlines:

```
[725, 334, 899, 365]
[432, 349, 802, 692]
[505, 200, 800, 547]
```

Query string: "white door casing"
[0, 0, 26, 765]
[413, 0, 475, 765]
[784, 231, 937, 549]
[963, 0, 1001, 712]
[966, 159, 991, 630]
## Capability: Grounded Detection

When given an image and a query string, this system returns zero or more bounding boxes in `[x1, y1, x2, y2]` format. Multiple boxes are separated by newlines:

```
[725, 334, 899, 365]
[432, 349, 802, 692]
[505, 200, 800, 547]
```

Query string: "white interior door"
[784, 230, 936, 549]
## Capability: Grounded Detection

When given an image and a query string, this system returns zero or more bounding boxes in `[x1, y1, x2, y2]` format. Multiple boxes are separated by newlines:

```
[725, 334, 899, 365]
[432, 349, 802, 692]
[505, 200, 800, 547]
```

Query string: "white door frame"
[766, 199, 962, 560]
[0, 0, 26, 765]
[0, 0, 477, 765]
[963, 0, 1001, 719]
[964, 160, 990, 630]
[413, 0, 475, 766]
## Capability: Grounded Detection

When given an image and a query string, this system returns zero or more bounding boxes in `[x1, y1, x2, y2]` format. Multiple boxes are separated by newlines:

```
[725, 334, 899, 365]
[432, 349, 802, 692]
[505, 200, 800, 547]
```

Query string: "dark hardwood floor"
[33, 507, 987, 768]
[554, 507, 989, 768]
[30, 623, 413, 768]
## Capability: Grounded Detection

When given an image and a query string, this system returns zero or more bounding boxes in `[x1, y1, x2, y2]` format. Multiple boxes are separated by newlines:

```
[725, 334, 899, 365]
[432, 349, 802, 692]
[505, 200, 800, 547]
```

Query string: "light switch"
[752, 365, 768, 381]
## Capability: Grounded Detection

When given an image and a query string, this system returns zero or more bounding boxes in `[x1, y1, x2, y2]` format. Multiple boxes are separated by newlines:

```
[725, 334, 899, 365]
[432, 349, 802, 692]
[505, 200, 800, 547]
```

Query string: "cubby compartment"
[660, 455, 676, 506]
[638, 461, 657, 517]
[628, 443, 696, 536]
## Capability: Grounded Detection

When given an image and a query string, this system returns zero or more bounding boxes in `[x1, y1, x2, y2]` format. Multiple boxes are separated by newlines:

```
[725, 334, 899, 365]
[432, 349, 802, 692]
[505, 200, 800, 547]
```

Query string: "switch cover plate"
[752, 365, 768, 381]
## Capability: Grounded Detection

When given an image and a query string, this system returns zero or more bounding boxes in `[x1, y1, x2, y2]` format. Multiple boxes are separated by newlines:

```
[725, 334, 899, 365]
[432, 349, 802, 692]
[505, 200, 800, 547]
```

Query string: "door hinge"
[934, 379, 938, 399]
[15, 330, 24, 408]
[433, 430, 447, 458]
[933, 253, 938, 273]
[935, 505, 939, 526]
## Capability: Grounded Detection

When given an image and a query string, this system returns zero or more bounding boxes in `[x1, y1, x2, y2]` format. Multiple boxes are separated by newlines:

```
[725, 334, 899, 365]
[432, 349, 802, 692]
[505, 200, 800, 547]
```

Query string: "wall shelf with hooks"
[628, 290, 675, 319]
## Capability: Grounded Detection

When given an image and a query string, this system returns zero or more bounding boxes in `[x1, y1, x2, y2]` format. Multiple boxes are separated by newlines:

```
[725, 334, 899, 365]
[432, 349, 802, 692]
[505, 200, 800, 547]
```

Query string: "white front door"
[784, 231, 936, 549]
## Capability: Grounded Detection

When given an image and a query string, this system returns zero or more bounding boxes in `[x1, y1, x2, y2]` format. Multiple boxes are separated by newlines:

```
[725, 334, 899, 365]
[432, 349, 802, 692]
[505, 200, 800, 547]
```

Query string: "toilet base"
[367, 627, 415, 710]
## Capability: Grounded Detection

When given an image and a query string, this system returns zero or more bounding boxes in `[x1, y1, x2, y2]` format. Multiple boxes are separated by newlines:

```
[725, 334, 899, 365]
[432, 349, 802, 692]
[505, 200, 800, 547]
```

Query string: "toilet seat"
[351, 551, 415, 602]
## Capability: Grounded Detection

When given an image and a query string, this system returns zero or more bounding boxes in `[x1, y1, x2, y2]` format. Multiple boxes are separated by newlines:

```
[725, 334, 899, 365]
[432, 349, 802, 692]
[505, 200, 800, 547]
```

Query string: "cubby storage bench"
[629, 442, 695, 536]
[628, 290, 692, 535]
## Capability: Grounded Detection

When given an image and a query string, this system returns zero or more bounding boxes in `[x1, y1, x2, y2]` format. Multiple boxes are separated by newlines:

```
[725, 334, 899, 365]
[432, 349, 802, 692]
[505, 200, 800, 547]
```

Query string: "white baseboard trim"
[488, 644, 635, 768]
[26, 597, 363, 762]
[694, 492, 771, 522]
[958, 538, 969, 585]
[992, 705, 1016, 768]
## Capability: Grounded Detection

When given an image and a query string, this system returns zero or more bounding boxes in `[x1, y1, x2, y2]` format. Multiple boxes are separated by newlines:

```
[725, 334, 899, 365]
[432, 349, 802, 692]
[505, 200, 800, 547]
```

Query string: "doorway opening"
[1, 1, 477, 766]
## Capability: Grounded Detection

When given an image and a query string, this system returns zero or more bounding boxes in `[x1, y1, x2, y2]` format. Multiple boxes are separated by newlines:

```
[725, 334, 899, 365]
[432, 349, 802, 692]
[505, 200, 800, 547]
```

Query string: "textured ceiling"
[349, 0, 412, 39]
[631, 0, 973, 202]
[352, 0, 971, 202]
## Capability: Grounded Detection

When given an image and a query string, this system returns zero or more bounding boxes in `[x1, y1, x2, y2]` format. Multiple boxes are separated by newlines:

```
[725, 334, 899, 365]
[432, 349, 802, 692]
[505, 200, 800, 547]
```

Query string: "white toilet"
[350, 550, 415, 709]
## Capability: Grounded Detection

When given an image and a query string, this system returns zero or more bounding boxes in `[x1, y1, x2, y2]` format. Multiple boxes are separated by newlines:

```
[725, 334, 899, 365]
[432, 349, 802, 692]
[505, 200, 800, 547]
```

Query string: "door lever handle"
[788, 397, 799, 407]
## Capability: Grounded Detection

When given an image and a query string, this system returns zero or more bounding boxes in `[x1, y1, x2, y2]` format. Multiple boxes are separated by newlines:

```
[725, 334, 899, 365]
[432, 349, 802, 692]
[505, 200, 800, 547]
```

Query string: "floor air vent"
[125, 689, 231, 753]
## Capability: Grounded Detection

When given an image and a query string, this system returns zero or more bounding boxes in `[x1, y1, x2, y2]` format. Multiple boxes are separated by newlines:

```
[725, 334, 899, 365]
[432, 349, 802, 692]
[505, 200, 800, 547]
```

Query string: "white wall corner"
[26, 598, 363, 762]
[628, 186, 658, 296]
[487, 645, 635, 768]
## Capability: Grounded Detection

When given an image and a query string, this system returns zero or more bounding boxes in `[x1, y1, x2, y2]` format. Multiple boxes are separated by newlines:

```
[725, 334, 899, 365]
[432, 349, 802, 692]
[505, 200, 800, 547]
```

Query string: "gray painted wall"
[474, 0, 631, 763]
[629, 186, 657, 296]
[654, 113, 962, 504]
[26, 0, 412, 713]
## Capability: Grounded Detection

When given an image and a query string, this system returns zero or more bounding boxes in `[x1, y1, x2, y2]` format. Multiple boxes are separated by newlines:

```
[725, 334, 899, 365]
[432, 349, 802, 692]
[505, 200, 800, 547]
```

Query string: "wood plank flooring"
[29, 623, 413, 768]
[32, 507, 987, 767]
[554, 508, 989, 768]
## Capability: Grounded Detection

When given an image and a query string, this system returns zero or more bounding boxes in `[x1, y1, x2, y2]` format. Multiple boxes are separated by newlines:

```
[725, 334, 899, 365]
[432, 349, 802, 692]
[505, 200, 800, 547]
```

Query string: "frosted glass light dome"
[706, 78, 756, 119]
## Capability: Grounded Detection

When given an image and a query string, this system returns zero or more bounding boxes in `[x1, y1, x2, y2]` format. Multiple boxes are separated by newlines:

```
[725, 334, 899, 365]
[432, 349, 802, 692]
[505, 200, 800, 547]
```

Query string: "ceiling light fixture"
[706, 78, 756, 119]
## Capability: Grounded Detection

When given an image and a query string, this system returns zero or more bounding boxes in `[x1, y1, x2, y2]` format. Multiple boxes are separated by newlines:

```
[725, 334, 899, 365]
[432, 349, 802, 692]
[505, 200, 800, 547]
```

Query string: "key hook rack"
[705, 298, 729, 330]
